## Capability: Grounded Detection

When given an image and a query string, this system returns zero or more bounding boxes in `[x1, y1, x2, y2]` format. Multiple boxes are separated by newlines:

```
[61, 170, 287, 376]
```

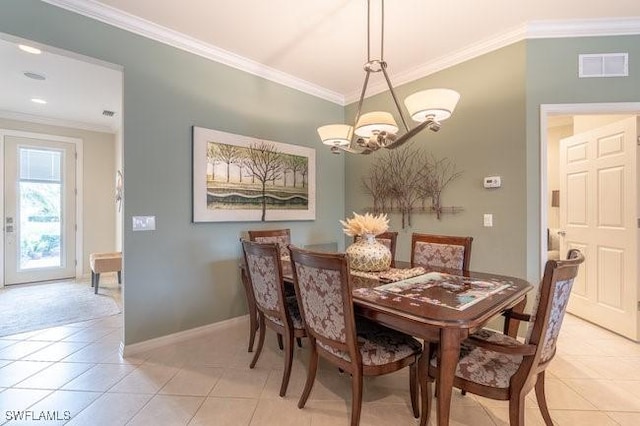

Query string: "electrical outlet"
[483, 214, 493, 227]
[483, 176, 502, 188]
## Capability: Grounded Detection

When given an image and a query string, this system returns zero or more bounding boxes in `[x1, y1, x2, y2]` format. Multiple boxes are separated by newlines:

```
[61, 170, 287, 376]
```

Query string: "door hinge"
[75, 224, 77, 232]
[75, 259, 78, 266]
[74, 152, 78, 160]
[638, 218, 640, 228]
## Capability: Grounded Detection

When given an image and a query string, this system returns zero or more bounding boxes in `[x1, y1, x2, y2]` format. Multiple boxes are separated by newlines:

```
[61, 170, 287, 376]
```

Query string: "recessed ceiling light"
[31, 98, 47, 104]
[18, 44, 42, 55]
[24, 71, 46, 81]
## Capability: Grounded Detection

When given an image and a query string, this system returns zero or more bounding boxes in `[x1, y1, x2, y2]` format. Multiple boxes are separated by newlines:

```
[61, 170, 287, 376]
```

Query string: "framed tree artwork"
[192, 126, 316, 222]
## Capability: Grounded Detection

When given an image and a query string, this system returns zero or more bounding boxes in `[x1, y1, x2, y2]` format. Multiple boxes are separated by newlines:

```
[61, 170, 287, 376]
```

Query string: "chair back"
[288, 246, 359, 362]
[525, 249, 585, 364]
[241, 240, 289, 327]
[411, 233, 473, 270]
[355, 231, 398, 267]
[248, 229, 291, 259]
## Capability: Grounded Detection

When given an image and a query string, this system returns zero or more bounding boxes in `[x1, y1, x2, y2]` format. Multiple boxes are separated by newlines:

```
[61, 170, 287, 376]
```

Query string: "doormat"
[0, 280, 121, 337]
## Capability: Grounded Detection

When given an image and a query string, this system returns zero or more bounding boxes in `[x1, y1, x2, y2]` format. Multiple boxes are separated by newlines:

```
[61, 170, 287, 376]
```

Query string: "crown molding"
[345, 24, 529, 103]
[43, 1, 640, 106]
[527, 17, 640, 38]
[42, 0, 345, 105]
[0, 110, 116, 133]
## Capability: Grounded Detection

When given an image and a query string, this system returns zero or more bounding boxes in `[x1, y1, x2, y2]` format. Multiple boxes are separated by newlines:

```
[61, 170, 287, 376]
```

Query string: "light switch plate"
[483, 214, 493, 227]
[132, 216, 156, 231]
[483, 176, 502, 188]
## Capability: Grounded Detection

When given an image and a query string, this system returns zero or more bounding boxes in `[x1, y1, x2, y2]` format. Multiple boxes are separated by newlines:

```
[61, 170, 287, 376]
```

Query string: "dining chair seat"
[319, 318, 422, 366]
[431, 329, 522, 389]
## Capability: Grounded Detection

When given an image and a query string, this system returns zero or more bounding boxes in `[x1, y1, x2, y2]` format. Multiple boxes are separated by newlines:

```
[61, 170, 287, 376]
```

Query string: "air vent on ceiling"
[102, 110, 116, 117]
[579, 53, 628, 78]
[23, 71, 46, 81]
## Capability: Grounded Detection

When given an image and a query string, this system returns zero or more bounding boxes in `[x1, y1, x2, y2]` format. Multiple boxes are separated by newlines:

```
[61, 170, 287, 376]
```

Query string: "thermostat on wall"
[483, 176, 501, 188]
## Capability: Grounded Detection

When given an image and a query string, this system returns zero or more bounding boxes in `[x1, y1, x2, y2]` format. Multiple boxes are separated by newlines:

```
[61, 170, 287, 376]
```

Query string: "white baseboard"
[120, 315, 248, 357]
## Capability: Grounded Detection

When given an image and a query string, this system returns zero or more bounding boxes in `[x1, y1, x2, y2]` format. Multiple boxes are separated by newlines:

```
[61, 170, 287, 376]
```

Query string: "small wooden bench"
[90, 252, 122, 294]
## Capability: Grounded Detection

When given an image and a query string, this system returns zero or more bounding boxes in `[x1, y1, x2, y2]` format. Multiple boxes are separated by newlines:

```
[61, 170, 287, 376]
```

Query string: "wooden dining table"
[280, 259, 532, 426]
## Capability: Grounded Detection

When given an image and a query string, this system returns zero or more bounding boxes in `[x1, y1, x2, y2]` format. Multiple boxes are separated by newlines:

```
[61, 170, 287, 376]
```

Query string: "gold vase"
[346, 233, 392, 272]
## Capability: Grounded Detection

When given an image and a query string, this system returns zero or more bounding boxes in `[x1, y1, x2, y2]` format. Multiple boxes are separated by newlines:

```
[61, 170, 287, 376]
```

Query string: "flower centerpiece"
[340, 212, 392, 272]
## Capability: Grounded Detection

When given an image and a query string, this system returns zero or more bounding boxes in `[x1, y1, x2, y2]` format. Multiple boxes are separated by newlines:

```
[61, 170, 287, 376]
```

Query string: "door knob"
[557, 230, 566, 237]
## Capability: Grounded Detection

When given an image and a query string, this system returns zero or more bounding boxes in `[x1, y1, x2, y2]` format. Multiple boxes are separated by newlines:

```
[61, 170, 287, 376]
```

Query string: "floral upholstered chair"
[410, 233, 473, 271]
[425, 249, 585, 426]
[354, 231, 398, 267]
[289, 246, 422, 426]
[246, 229, 299, 350]
[241, 240, 306, 397]
[248, 229, 291, 259]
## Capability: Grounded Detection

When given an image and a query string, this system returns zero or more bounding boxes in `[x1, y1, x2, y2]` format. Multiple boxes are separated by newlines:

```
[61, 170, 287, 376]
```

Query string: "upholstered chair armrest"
[467, 335, 537, 356]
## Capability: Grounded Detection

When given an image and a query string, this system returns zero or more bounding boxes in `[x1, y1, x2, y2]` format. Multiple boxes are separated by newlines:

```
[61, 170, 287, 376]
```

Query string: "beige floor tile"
[1, 330, 44, 341]
[0, 341, 52, 360]
[304, 400, 349, 426]
[60, 327, 116, 343]
[250, 396, 312, 426]
[190, 397, 258, 426]
[21, 341, 89, 362]
[0, 340, 18, 350]
[210, 367, 270, 398]
[606, 411, 640, 426]
[159, 365, 224, 396]
[14, 362, 94, 389]
[59, 341, 119, 363]
[549, 409, 619, 425]
[108, 362, 178, 394]
[533, 377, 598, 411]
[7, 390, 101, 426]
[482, 405, 546, 426]
[568, 355, 640, 380]
[65, 392, 151, 426]
[563, 378, 640, 411]
[127, 394, 204, 426]
[28, 325, 84, 342]
[0, 361, 53, 387]
[547, 355, 601, 379]
[61, 363, 136, 391]
[0, 388, 51, 413]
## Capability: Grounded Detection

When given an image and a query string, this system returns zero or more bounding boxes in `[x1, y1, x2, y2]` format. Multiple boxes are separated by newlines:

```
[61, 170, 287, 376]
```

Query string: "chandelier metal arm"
[380, 64, 410, 133]
[352, 69, 372, 138]
[386, 116, 439, 150]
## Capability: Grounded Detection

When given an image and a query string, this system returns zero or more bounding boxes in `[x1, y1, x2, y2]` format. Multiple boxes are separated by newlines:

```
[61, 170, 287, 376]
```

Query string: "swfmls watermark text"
[5, 410, 71, 421]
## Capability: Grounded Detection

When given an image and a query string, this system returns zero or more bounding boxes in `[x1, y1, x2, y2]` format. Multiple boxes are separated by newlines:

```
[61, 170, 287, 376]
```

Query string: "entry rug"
[0, 280, 121, 337]
[373, 272, 511, 310]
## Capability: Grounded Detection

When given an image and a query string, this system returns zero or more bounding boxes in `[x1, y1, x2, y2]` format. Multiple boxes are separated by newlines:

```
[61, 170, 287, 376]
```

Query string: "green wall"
[0, 0, 345, 344]
[525, 35, 640, 282]
[345, 42, 528, 279]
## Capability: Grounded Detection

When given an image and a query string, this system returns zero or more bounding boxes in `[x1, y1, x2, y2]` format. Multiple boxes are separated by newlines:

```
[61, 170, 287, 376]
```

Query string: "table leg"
[436, 328, 460, 426]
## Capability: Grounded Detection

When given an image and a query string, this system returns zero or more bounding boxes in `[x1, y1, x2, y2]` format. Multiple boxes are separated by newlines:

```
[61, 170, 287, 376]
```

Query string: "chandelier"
[317, 0, 460, 155]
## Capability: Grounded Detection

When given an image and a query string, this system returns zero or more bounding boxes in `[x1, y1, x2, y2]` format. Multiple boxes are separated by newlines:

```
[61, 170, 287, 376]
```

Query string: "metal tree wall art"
[361, 144, 462, 227]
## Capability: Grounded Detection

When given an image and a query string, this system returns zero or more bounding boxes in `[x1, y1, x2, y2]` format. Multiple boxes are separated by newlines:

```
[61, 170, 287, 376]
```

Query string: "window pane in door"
[18, 148, 63, 270]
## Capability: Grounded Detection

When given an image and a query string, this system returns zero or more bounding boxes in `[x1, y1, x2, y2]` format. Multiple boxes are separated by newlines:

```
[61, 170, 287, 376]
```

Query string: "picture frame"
[192, 126, 316, 222]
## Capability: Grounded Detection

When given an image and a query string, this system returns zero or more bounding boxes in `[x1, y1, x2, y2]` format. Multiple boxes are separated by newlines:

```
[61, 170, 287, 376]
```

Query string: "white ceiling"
[2, 0, 640, 132]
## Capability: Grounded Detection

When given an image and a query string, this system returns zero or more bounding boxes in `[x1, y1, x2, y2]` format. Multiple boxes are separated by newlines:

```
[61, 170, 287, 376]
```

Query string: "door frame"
[0, 129, 84, 287]
[539, 102, 640, 271]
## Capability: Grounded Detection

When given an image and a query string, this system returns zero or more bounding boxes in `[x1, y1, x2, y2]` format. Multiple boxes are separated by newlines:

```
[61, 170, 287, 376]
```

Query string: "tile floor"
[1, 310, 639, 425]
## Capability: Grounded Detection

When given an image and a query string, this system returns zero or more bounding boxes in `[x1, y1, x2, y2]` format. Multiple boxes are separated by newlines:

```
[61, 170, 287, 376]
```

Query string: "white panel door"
[559, 117, 639, 340]
[4, 136, 76, 285]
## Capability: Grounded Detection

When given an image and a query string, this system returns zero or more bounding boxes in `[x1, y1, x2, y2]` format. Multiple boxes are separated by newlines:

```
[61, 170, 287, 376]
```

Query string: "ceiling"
[2, 0, 640, 132]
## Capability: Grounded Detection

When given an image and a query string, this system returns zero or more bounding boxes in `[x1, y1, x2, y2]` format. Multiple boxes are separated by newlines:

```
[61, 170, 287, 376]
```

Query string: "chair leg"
[277, 333, 284, 350]
[94, 273, 100, 294]
[91, 271, 95, 287]
[409, 362, 420, 418]
[508, 392, 526, 426]
[350, 368, 363, 426]
[296, 337, 303, 348]
[419, 352, 432, 426]
[298, 341, 318, 409]
[250, 314, 266, 369]
[117, 270, 122, 284]
[535, 371, 554, 425]
[279, 332, 294, 397]
[248, 306, 258, 353]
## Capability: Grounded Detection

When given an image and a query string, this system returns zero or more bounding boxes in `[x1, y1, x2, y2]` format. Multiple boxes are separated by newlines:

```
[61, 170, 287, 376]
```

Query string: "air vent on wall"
[102, 110, 115, 117]
[579, 53, 628, 78]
